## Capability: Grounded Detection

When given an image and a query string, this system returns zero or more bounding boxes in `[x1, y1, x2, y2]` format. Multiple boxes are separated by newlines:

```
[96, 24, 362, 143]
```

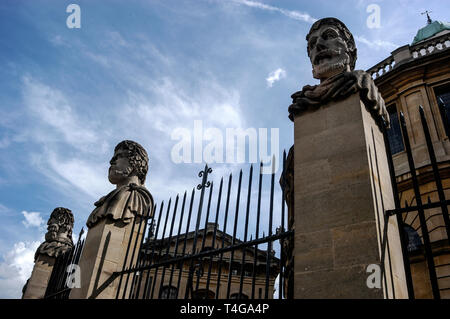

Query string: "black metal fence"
[90, 154, 293, 299]
[44, 229, 86, 299]
[382, 105, 450, 299]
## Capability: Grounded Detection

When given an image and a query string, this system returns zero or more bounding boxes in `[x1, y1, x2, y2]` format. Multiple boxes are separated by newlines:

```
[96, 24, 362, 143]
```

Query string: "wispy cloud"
[266, 68, 286, 87]
[231, 1, 398, 52]
[355, 35, 398, 51]
[231, 0, 317, 24]
[21, 211, 44, 229]
[22, 76, 108, 154]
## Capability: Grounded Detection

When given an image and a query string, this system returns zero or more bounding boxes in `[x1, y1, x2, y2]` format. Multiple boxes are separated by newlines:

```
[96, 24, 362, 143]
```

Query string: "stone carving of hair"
[306, 17, 357, 71]
[50, 207, 74, 239]
[115, 140, 149, 184]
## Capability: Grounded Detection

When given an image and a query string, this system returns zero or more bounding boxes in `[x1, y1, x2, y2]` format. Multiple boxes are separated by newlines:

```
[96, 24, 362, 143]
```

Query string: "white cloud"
[19, 65, 246, 205]
[266, 68, 286, 87]
[355, 35, 398, 50]
[22, 76, 107, 153]
[20, 77, 112, 200]
[230, 1, 398, 53]
[232, 0, 317, 24]
[0, 241, 41, 298]
[21, 211, 44, 229]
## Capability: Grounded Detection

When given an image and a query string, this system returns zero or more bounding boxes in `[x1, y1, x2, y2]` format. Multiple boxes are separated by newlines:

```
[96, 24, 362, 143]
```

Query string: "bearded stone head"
[108, 140, 149, 186]
[45, 207, 74, 244]
[306, 18, 357, 81]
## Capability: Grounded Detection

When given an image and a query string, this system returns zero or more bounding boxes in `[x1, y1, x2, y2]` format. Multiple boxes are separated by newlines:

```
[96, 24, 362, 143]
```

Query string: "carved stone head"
[45, 207, 74, 245]
[108, 140, 149, 186]
[34, 207, 74, 261]
[306, 17, 357, 81]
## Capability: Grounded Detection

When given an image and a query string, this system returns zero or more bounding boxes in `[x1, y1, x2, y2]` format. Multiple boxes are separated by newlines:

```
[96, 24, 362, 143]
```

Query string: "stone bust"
[288, 17, 389, 126]
[86, 140, 154, 228]
[35, 207, 74, 260]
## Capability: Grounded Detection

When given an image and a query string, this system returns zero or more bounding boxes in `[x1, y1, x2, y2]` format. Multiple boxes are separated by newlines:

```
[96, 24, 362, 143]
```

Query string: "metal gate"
[380, 105, 450, 299]
[44, 229, 86, 299]
[91, 155, 293, 299]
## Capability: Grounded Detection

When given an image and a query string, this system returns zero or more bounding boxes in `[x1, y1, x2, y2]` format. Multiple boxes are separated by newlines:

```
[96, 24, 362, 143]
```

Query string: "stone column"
[69, 216, 146, 299]
[293, 93, 408, 298]
[22, 255, 56, 299]
[22, 207, 74, 299]
[69, 140, 153, 299]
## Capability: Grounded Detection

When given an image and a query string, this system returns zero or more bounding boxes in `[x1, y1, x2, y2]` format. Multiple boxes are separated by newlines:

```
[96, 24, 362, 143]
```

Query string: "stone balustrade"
[368, 55, 395, 79]
[367, 32, 450, 80]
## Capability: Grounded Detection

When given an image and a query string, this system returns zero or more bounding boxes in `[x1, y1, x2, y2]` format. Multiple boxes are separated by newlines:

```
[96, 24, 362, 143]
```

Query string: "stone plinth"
[293, 93, 408, 298]
[69, 216, 145, 299]
[22, 254, 55, 299]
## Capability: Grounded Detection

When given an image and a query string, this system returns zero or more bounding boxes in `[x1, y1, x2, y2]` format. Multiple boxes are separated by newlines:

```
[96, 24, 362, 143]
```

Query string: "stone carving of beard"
[110, 166, 134, 180]
[45, 224, 59, 242]
[312, 49, 351, 80]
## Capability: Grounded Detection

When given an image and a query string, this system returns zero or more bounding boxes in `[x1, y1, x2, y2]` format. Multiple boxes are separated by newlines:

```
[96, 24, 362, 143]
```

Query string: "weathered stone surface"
[22, 255, 55, 299]
[69, 140, 153, 299]
[290, 17, 408, 299]
[22, 207, 74, 299]
[288, 18, 388, 126]
[332, 222, 380, 268]
[87, 140, 153, 228]
[295, 230, 333, 272]
[295, 265, 381, 299]
[35, 207, 74, 260]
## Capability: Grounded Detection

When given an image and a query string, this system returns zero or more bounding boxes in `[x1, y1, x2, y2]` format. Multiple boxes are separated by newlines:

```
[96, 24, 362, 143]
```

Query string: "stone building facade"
[367, 17, 450, 298]
[135, 223, 279, 299]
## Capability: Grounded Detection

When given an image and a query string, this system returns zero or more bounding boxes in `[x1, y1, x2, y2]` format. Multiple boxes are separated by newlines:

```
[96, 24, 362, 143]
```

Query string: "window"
[231, 267, 240, 276]
[386, 104, 405, 155]
[160, 286, 178, 299]
[434, 83, 450, 137]
[403, 224, 422, 252]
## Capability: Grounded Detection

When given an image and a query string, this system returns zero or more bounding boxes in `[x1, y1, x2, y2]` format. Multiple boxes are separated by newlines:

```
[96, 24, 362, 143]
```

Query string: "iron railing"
[44, 229, 85, 299]
[383, 106, 450, 299]
[90, 154, 292, 299]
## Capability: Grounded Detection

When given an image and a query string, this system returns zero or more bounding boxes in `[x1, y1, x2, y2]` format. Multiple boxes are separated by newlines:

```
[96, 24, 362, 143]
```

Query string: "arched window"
[403, 224, 422, 252]
[230, 293, 249, 299]
[160, 285, 178, 299]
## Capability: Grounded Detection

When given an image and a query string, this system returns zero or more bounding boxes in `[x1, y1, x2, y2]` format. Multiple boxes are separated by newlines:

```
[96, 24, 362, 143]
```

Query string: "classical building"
[133, 222, 280, 299]
[367, 16, 450, 299]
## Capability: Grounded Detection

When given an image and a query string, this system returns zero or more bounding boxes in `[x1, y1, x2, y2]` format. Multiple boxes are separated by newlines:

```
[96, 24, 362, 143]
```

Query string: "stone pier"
[69, 216, 147, 299]
[22, 255, 56, 299]
[69, 140, 153, 299]
[22, 207, 74, 299]
[293, 93, 408, 298]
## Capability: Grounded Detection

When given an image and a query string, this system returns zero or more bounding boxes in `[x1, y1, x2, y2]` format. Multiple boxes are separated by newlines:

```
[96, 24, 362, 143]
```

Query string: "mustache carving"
[313, 48, 341, 65]
[109, 166, 133, 178]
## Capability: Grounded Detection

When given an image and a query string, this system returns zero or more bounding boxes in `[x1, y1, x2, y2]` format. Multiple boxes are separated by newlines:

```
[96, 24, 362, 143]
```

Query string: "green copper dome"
[412, 20, 450, 45]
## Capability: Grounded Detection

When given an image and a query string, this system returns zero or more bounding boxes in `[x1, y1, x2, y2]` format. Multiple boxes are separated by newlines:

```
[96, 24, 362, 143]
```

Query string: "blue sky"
[0, 0, 449, 298]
